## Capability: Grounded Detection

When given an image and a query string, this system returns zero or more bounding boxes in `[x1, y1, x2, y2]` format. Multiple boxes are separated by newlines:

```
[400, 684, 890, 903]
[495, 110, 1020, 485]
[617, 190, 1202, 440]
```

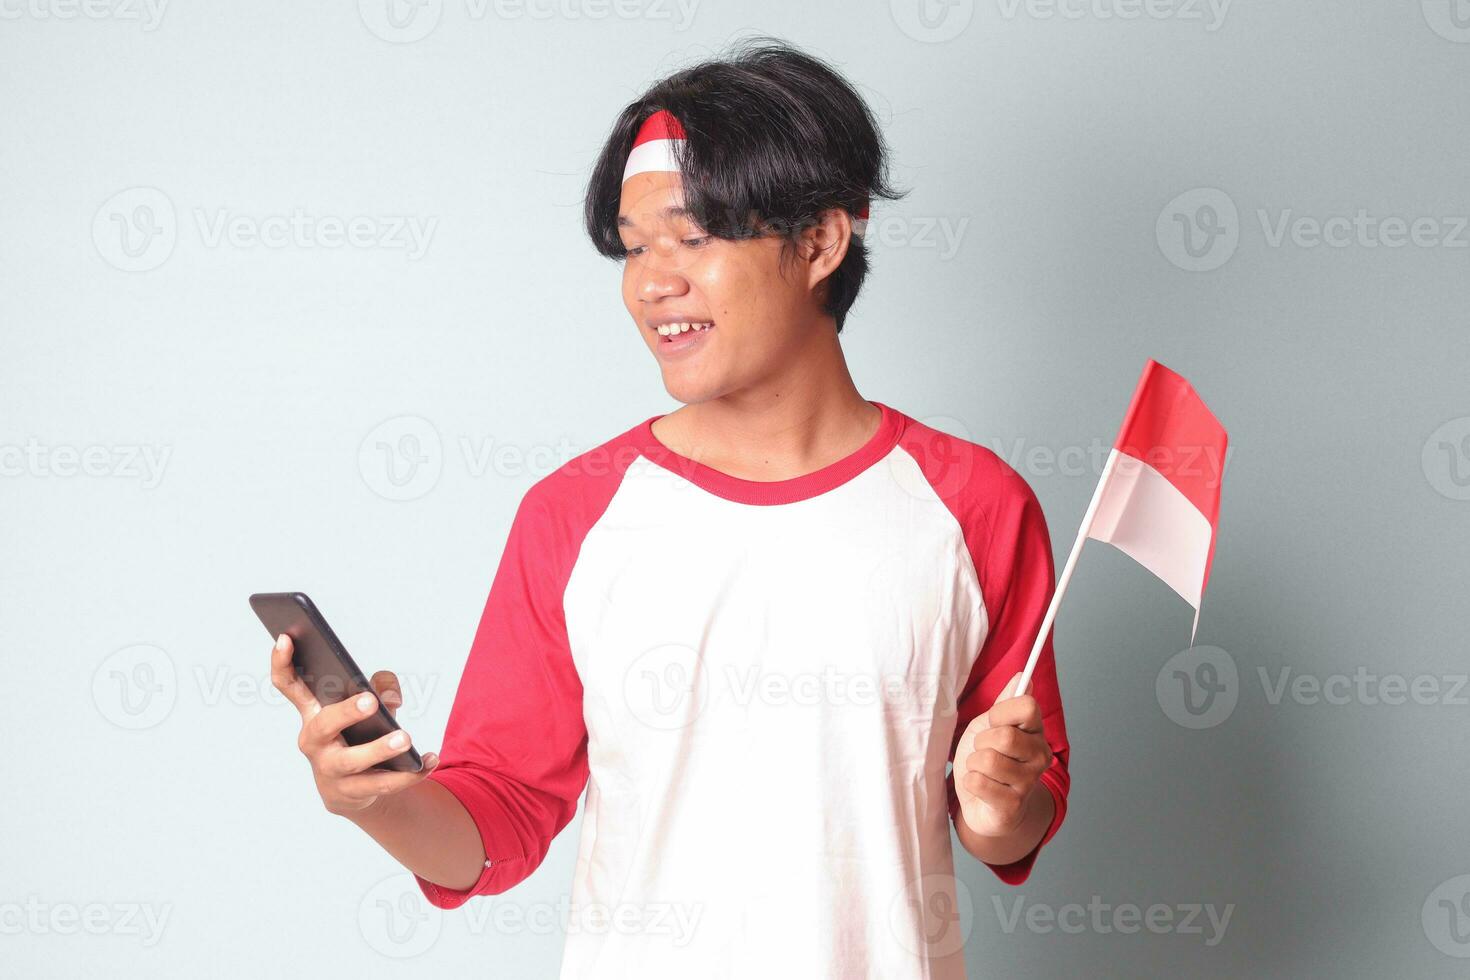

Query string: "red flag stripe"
[1112, 359, 1227, 526]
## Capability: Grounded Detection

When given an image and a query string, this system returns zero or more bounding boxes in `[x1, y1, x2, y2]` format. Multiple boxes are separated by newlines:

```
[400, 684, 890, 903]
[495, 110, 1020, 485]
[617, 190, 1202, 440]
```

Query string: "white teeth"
[653, 321, 713, 337]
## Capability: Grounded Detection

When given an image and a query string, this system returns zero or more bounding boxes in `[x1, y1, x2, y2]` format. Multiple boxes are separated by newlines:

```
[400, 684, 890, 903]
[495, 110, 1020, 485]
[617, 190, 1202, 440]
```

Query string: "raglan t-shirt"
[414, 401, 1071, 980]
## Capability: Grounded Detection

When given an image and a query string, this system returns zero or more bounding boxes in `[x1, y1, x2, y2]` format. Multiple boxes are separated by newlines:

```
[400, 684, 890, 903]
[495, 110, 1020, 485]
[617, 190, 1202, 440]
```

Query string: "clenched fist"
[953, 672, 1053, 838]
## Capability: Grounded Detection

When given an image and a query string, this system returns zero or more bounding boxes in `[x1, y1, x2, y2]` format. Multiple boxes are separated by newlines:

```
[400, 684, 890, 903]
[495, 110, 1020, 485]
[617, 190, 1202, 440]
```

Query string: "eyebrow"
[617, 206, 694, 228]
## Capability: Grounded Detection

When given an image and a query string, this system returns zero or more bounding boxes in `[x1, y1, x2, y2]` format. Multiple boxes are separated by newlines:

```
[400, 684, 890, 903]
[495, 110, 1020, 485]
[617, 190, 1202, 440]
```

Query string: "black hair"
[583, 37, 906, 334]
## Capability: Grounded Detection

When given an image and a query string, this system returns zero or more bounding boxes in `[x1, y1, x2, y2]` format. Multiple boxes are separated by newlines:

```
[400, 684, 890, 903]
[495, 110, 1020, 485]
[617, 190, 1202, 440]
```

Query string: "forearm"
[954, 778, 1055, 867]
[345, 778, 485, 891]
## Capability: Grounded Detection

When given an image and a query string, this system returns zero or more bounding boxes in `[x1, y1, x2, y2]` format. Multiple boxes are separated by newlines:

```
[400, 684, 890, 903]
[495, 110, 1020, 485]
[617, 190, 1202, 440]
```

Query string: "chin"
[659, 371, 726, 406]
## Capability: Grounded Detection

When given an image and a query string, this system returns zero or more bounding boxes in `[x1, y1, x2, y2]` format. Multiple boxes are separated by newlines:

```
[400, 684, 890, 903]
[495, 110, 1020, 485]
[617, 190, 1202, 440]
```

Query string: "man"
[269, 38, 1070, 979]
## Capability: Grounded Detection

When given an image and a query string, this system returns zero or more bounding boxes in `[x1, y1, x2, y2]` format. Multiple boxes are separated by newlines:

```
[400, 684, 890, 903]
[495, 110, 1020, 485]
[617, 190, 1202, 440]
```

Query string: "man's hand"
[269, 633, 440, 816]
[953, 672, 1053, 838]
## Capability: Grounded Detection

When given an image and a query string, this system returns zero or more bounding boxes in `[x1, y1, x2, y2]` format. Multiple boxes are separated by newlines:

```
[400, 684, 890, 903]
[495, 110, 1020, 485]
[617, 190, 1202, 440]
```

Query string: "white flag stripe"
[1087, 448, 1213, 609]
[622, 137, 683, 181]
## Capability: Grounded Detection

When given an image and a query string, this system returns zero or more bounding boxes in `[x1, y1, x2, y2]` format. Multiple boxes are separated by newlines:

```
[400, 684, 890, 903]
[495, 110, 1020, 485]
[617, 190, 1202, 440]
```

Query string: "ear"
[800, 207, 855, 291]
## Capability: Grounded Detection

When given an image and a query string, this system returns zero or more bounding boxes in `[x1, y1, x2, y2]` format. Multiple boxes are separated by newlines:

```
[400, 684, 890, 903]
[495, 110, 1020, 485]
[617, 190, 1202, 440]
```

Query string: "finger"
[322, 726, 417, 778]
[334, 755, 439, 801]
[371, 671, 403, 718]
[966, 745, 1029, 787]
[269, 634, 322, 720]
[962, 768, 1025, 812]
[303, 690, 381, 749]
[973, 672, 1024, 730]
[997, 672, 1023, 702]
[985, 693, 1043, 735]
[973, 723, 1048, 765]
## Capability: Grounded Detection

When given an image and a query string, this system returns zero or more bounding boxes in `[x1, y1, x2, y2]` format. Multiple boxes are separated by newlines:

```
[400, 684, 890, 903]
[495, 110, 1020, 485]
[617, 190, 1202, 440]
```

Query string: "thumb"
[976, 672, 1024, 730]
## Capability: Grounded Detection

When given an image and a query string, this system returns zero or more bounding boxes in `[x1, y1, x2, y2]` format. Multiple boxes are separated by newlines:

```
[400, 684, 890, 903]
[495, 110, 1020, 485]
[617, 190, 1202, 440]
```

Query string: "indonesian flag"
[1016, 358, 1227, 693]
[1087, 360, 1228, 640]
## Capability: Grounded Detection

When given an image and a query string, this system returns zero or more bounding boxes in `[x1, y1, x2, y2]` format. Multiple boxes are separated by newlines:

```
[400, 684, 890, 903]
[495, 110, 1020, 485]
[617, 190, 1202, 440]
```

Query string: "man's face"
[618, 171, 816, 405]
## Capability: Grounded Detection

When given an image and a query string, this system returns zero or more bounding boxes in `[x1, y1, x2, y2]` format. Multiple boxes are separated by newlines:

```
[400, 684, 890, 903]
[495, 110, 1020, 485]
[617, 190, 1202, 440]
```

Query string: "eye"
[682, 236, 711, 248]
[623, 245, 647, 258]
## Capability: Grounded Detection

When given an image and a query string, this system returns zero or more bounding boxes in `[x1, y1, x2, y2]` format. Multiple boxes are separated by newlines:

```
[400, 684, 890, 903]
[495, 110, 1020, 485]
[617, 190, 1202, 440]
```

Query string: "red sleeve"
[947, 464, 1071, 885]
[414, 462, 619, 909]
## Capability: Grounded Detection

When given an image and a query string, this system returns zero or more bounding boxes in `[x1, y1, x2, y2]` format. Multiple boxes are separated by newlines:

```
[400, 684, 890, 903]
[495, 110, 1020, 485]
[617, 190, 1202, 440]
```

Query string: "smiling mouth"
[654, 321, 714, 343]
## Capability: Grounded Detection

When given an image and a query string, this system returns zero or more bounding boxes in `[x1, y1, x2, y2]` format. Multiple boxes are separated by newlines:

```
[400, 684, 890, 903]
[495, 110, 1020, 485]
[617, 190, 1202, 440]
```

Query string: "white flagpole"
[1015, 449, 1121, 697]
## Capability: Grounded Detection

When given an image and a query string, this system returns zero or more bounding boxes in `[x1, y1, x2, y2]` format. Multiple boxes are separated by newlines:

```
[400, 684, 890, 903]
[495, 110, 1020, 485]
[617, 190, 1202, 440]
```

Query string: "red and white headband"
[622, 109, 869, 238]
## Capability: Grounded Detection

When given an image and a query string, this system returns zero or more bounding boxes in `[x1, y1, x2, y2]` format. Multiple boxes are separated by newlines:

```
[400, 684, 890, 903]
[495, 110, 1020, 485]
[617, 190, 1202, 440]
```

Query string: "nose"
[632, 243, 693, 303]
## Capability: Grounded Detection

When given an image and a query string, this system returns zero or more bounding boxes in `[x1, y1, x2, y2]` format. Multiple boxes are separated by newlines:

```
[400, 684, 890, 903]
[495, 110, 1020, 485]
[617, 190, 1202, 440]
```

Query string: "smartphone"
[249, 591, 423, 772]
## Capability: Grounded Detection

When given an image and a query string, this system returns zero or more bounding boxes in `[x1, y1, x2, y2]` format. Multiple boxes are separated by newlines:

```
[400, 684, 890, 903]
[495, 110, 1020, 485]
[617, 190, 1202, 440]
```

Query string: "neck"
[664, 321, 880, 481]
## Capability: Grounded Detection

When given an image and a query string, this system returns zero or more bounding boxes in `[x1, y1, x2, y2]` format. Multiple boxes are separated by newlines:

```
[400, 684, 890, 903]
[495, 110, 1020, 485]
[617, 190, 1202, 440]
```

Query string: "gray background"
[3, 2, 1468, 977]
